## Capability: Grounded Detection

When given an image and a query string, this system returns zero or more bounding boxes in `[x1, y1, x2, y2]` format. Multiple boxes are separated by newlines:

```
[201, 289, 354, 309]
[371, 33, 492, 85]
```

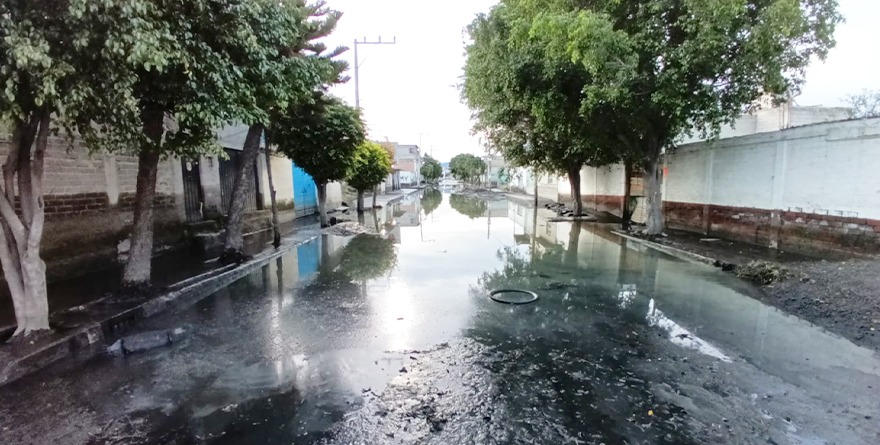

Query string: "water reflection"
[92, 192, 880, 444]
[421, 188, 443, 216]
[449, 194, 487, 219]
[646, 298, 732, 362]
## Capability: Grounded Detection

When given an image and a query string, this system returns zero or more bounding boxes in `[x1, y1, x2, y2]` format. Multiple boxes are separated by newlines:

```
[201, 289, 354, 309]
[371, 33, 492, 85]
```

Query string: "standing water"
[0, 190, 877, 445]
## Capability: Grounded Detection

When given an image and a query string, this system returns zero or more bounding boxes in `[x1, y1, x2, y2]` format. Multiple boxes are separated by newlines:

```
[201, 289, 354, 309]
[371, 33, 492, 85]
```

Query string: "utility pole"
[353, 36, 396, 109]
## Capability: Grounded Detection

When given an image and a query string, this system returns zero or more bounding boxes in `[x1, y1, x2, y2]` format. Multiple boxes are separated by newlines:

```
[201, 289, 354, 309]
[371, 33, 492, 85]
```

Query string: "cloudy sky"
[322, 0, 880, 163]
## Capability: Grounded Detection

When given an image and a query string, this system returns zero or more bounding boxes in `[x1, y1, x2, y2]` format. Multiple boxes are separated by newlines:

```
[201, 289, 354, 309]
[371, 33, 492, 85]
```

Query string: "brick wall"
[0, 131, 183, 278]
[665, 202, 880, 255]
[0, 133, 178, 217]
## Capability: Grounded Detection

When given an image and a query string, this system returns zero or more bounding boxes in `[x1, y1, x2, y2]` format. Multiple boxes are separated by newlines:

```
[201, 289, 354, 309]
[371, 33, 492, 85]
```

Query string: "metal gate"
[219, 149, 261, 215]
[181, 159, 203, 222]
[292, 163, 318, 217]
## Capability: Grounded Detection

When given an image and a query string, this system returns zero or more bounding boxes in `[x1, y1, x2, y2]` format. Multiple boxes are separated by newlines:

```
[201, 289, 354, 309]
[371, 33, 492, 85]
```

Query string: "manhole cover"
[489, 289, 539, 305]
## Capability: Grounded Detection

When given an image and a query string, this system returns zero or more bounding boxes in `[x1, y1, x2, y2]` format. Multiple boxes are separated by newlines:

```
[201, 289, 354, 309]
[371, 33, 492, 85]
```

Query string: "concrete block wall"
[573, 117, 880, 254]
[664, 117, 880, 254]
[0, 131, 184, 279]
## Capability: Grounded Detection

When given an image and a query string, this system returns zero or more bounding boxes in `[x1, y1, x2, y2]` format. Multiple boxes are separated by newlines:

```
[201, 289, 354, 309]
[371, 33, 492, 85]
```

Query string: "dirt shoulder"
[759, 259, 880, 351]
[644, 230, 880, 352]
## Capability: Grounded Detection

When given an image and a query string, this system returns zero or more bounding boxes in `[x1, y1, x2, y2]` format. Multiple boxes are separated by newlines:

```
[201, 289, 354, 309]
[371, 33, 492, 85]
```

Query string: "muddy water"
[0, 191, 878, 445]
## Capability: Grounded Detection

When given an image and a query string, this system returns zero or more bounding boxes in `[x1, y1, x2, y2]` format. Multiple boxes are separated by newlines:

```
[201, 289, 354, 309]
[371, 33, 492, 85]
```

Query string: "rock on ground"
[323, 221, 376, 237]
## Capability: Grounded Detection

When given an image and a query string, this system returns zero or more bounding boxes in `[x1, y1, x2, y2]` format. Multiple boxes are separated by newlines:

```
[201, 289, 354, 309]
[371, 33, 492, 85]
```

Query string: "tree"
[0, 0, 161, 336]
[272, 93, 366, 227]
[420, 155, 442, 183]
[80, 0, 290, 287]
[462, 5, 617, 216]
[845, 90, 880, 119]
[449, 154, 487, 185]
[347, 141, 392, 213]
[509, 0, 841, 234]
[221, 1, 346, 263]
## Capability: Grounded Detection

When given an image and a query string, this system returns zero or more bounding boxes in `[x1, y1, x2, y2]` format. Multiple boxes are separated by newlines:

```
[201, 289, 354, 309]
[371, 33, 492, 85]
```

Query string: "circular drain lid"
[489, 289, 539, 305]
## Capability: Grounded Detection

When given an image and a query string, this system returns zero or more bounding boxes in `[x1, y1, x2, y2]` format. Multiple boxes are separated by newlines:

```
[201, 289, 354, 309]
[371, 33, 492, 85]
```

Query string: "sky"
[322, 0, 880, 163]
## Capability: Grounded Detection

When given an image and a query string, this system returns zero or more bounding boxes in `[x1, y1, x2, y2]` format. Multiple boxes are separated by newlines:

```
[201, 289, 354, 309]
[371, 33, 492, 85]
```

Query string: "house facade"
[395, 144, 421, 186]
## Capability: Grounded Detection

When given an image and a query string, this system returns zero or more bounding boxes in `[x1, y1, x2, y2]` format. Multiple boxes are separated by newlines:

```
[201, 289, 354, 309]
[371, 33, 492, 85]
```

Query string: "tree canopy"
[449, 154, 486, 184]
[467, 0, 842, 234]
[0, 0, 162, 335]
[272, 92, 365, 226]
[420, 155, 443, 183]
[273, 93, 365, 186]
[348, 141, 393, 192]
[463, 3, 622, 215]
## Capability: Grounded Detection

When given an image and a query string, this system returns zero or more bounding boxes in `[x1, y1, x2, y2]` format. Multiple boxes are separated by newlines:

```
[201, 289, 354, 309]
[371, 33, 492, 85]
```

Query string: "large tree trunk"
[567, 165, 583, 216]
[123, 150, 160, 285]
[356, 190, 365, 214]
[622, 160, 633, 230]
[372, 186, 378, 209]
[317, 182, 329, 227]
[0, 111, 51, 338]
[122, 105, 164, 286]
[644, 148, 665, 236]
[222, 123, 263, 263]
[264, 148, 281, 249]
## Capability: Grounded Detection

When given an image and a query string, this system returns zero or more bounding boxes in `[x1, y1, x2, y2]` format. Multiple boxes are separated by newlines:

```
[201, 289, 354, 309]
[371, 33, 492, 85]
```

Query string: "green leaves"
[272, 92, 366, 185]
[464, 0, 842, 173]
[449, 154, 486, 184]
[420, 155, 443, 183]
[348, 141, 393, 192]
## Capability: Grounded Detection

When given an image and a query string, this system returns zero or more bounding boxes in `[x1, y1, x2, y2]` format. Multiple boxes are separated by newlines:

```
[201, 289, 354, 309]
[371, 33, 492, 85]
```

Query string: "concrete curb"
[611, 230, 718, 266]
[0, 231, 320, 387]
[374, 188, 421, 208]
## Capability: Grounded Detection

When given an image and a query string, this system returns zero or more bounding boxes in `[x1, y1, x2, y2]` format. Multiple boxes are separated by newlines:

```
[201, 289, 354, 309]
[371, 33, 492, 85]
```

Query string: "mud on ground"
[756, 259, 880, 352]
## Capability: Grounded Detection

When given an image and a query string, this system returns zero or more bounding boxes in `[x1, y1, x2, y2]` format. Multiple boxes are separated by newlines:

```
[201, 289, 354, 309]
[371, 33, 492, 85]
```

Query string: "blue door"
[292, 163, 318, 217]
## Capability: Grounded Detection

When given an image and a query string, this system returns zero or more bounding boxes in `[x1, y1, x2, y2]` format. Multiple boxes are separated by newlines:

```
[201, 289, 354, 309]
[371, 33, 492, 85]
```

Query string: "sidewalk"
[0, 219, 322, 386]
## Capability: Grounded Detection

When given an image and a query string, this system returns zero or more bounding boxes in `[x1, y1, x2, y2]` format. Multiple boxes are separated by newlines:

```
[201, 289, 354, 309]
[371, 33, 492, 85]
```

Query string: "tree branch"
[27, 111, 50, 252]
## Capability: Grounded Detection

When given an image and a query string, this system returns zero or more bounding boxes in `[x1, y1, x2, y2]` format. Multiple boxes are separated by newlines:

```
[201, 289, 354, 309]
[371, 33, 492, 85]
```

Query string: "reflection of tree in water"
[296, 236, 397, 342]
[421, 188, 443, 216]
[466, 240, 695, 444]
[449, 194, 488, 219]
[339, 234, 397, 281]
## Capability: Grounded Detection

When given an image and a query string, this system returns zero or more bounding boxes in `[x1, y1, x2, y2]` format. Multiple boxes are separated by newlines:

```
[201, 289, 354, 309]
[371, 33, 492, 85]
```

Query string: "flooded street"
[1, 191, 878, 445]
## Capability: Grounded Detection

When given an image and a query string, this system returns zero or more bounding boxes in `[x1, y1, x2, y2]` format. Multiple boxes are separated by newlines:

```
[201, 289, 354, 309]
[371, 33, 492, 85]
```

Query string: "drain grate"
[489, 289, 539, 305]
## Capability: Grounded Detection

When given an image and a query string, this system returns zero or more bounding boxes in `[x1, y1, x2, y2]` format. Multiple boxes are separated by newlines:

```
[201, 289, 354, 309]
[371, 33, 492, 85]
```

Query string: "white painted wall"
[325, 181, 344, 209]
[580, 165, 626, 197]
[255, 153, 294, 208]
[665, 117, 880, 219]
[399, 171, 416, 186]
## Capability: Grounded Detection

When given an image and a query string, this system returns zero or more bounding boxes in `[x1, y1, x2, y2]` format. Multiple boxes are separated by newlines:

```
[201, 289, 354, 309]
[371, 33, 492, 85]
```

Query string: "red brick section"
[664, 201, 880, 255]
[25, 192, 177, 218]
[117, 192, 175, 212]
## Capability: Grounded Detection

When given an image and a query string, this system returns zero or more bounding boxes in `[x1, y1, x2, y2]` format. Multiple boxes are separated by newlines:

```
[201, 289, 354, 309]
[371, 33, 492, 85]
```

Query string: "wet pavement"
[1, 190, 879, 444]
